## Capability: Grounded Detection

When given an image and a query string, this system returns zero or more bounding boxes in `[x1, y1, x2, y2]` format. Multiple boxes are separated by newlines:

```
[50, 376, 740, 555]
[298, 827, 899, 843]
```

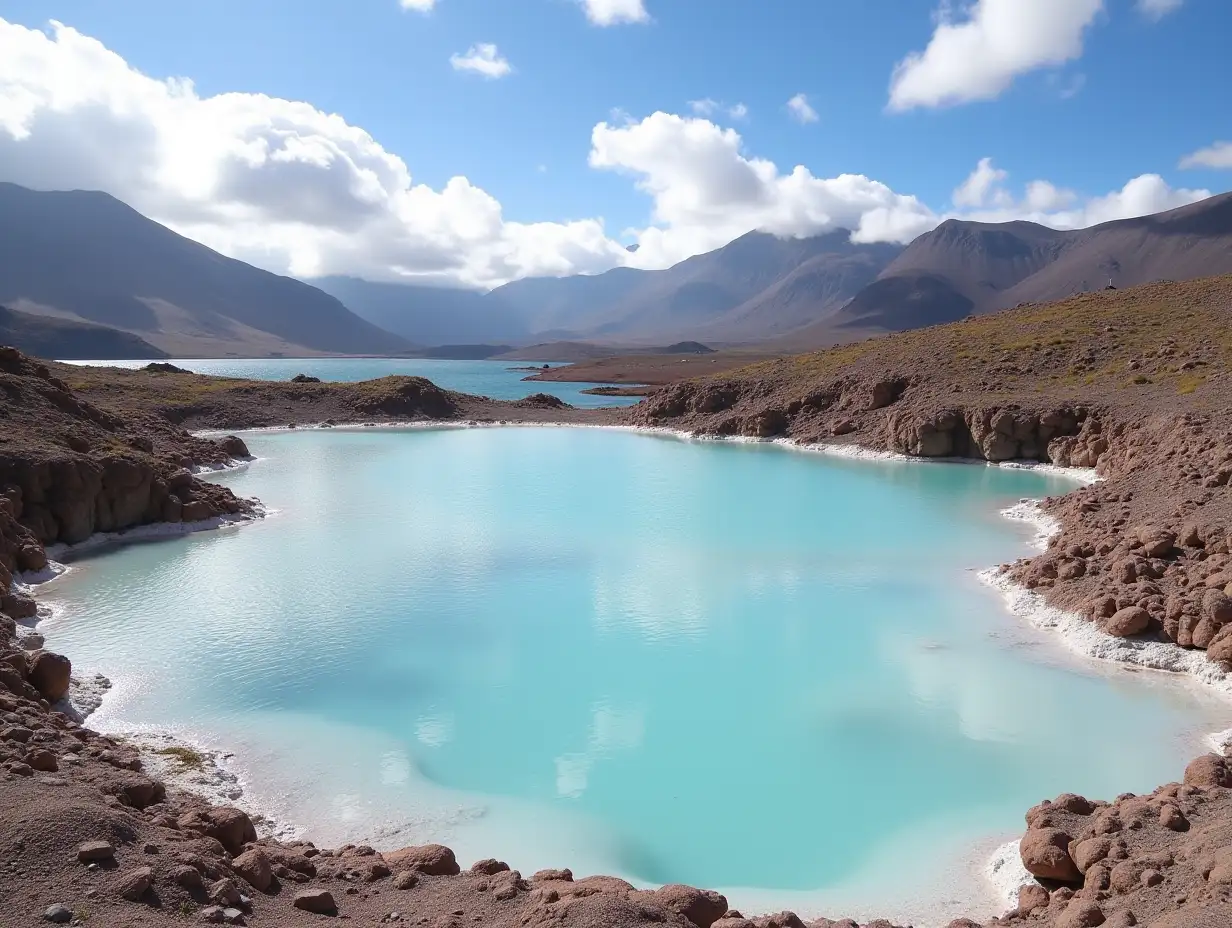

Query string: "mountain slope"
[827, 192, 1232, 333]
[0, 183, 411, 357]
[311, 276, 526, 347]
[0, 304, 168, 359]
[489, 230, 903, 343]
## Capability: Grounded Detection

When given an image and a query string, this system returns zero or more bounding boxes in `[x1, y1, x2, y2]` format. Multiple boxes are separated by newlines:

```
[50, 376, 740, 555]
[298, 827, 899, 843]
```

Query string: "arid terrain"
[5, 276, 1232, 927]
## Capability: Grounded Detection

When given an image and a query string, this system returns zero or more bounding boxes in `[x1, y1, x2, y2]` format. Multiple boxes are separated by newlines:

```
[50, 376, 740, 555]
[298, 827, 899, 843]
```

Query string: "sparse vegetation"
[155, 745, 205, 769]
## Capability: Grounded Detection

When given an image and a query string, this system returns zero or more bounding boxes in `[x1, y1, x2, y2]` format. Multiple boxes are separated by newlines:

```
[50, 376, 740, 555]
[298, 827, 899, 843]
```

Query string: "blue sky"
[0, 0, 1229, 287]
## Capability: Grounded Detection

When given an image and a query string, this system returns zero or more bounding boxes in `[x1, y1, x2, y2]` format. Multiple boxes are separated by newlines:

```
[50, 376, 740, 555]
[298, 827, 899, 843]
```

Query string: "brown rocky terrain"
[7, 274, 1232, 927]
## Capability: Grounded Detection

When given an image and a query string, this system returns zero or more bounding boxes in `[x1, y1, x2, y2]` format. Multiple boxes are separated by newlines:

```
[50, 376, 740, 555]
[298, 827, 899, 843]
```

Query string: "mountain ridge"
[0, 183, 412, 357]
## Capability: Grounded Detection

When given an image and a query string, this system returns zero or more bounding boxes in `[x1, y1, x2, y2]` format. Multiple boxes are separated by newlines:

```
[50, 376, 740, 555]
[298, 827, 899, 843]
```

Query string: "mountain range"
[0, 181, 1229, 358]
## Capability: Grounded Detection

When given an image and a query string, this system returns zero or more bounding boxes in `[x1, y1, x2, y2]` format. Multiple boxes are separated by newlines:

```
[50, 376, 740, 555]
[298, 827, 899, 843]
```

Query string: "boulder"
[178, 807, 257, 855]
[1017, 884, 1049, 915]
[26, 748, 57, 771]
[393, 871, 419, 890]
[1072, 837, 1112, 873]
[384, 843, 460, 876]
[471, 858, 511, 875]
[533, 868, 573, 882]
[27, 651, 72, 702]
[653, 885, 729, 928]
[232, 847, 273, 892]
[1057, 901, 1105, 928]
[43, 904, 72, 924]
[1020, 828, 1081, 882]
[104, 772, 166, 809]
[116, 865, 154, 901]
[209, 878, 242, 906]
[293, 888, 337, 914]
[1101, 607, 1151, 638]
[1184, 753, 1232, 788]
[220, 435, 250, 457]
[77, 840, 115, 862]
[170, 864, 203, 889]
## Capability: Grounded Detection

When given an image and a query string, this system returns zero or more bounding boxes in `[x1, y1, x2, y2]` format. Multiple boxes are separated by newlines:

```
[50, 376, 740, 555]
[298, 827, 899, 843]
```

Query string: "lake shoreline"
[13, 423, 1229, 928]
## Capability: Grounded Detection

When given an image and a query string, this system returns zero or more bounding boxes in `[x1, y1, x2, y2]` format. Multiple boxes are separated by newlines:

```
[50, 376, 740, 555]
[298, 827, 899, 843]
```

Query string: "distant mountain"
[489, 230, 902, 344]
[825, 193, 1232, 333]
[311, 276, 529, 347]
[0, 304, 167, 360]
[0, 183, 411, 357]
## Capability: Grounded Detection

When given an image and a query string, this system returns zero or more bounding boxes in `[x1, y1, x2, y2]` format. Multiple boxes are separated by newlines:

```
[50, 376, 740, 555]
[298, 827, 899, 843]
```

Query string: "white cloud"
[0, 19, 620, 287]
[1180, 142, 1232, 170]
[589, 112, 937, 267]
[1138, 0, 1183, 19]
[889, 0, 1104, 110]
[786, 93, 818, 124]
[576, 0, 649, 26]
[953, 157, 1011, 208]
[948, 158, 1209, 228]
[400, 0, 437, 11]
[0, 19, 1213, 294]
[689, 98, 748, 121]
[449, 43, 512, 79]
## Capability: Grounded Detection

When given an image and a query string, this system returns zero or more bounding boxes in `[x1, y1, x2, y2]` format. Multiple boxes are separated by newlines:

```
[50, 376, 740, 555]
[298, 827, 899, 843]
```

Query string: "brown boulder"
[393, 871, 419, 890]
[471, 858, 511, 875]
[116, 866, 154, 902]
[1057, 901, 1105, 928]
[232, 847, 273, 892]
[104, 772, 166, 809]
[653, 884, 730, 928]
[1183, 753, 1232, 788]
[1072, 837, 1112, 873]
[533, 868, 573, 882]
[1020, 828, 1081, 882]
[77, 840, 115, 862]
[384, 843, 460, 875]
[220, 435, 250, 458]
[1101, 607, 1151, 638]
[27, 651, 71, 702]
[25, 748, 57, 771]
[293, 888, 337, 914]
[1017, 883, 1050, 914]
[177, 807, 257, 855]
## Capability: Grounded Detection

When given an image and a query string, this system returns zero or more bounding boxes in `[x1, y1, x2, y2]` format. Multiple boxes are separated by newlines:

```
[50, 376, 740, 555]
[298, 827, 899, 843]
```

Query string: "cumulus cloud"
[949, 158, 1209, 227]
[575, 0, 648, 26]
[449, 43, 512, 79]
[1138, 0, 1184, 19]
[0, 19, 1213, 292]
[589, 112, 937, 267]
[400, 0, 437, 11]
[1180, 142, 1232, 170]
[0, 19, 620, 287]
[786, 93, 818, 124]
[889, 0, 1104, 110]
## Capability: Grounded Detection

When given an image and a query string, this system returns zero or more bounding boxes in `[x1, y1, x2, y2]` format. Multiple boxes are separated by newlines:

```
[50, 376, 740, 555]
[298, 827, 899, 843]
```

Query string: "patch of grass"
[1177, 372, 1205, 395]
[178, 901, 198, 917]
[155, 745, 205, 769]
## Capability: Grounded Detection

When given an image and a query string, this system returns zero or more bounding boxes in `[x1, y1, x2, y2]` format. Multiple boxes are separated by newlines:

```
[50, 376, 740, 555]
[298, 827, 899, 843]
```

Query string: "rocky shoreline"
[6, 276, 1232, 928]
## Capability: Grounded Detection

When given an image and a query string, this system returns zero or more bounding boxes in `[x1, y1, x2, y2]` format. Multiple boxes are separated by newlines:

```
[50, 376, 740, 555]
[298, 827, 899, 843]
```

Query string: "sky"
[0, 0, 1229, 290]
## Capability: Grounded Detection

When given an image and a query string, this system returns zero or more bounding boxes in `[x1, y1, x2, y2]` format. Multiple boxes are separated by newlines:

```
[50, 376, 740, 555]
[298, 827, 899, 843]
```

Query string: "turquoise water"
[36, 428, 1226, 916]
[61, 358, 641, 409]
